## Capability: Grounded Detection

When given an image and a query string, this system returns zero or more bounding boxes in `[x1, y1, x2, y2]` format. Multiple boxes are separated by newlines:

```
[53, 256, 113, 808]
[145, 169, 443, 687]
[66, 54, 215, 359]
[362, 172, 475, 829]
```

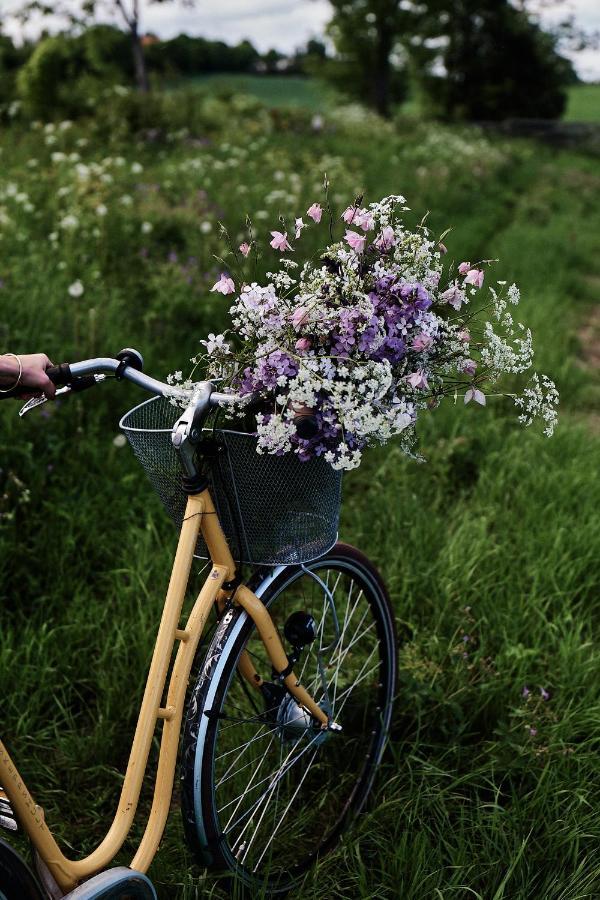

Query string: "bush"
[17, 28, 131, 120]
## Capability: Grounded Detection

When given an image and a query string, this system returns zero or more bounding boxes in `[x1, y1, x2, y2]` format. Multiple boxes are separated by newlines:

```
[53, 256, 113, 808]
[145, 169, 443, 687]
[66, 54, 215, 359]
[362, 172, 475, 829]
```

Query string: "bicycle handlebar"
[50, 350, 240, 408]
[18, 348, 320, 436]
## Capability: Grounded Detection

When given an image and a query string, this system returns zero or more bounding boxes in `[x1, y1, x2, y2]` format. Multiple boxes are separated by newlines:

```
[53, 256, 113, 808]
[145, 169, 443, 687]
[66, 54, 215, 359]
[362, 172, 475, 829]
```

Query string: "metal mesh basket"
[119, 396, 342, 566]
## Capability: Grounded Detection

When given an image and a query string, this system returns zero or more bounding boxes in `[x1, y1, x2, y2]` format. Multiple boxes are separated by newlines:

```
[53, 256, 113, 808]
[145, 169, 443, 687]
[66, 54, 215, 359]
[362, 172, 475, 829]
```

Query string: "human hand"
[0, 353, 56, 399]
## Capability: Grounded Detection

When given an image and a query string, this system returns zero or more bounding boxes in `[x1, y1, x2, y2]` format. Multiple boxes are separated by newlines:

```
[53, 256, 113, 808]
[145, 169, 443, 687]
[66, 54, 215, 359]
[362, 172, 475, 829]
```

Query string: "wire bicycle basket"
[119, 396, 342, 566]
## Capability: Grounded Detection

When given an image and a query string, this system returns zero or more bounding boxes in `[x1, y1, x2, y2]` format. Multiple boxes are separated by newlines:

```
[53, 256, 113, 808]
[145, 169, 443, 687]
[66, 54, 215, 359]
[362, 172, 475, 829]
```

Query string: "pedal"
[0, 787, 18, 832]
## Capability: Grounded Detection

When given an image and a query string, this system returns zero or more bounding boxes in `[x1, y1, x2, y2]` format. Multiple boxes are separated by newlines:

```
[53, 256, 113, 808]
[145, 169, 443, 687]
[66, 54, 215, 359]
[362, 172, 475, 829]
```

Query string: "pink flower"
[441, 284, 465, 310]
[270, 230, 292, 252]
[412, 333, 434, 351]
[239, 242, 251, 257]
[291, 307, 309, 329]
[375, 225, 396, 251]
[464, 388, 486, 406]
[458, 261, 471, 275]
[295, 217, 305, 239]
[356, 209, 375, 231]
[461, 359, 477, 376]
[211, 273, 235, 295]
[458, 329, 471, 343]
[344, 230, 366, 253]
[295, 337, 311, 351]
[406, 370, 429, 390]
[307, 203, 322, 223]
[464, 268, 485, 288]
[342, 206, 358, 224]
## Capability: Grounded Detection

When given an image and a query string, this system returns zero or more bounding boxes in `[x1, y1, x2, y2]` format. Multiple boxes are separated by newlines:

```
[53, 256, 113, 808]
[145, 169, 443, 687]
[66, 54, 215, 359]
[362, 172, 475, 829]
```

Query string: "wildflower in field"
[211, 274, 235, 295]
[295, 218, 306, 239]
[342, 206, 358, 224]
[60, 214, 79, 231]
[406, 371, 429, 390]
[131, 162, 143, 174]
[522, 686, 530, 697]
[307, 203, 322, 223]
[239, 242, 251, 257]
[200, 221, 213, 234]
[96, 204, 108, 217]
[68, 280, 84, 298]
[458, 262, 471, 275]
[270, 231, 292, 252]
[540, 687, 550, 700]
[141, 222, 153, 234]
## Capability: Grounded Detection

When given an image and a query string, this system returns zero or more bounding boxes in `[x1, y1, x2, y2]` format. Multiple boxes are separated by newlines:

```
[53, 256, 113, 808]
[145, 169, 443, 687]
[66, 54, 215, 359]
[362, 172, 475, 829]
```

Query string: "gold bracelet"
[0, 353, 23, 393]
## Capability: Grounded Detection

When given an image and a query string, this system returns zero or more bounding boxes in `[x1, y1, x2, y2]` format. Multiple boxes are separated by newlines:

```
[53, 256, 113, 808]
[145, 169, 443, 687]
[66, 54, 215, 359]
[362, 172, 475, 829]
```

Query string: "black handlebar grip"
[46, 363, 73, 386]
[294, 414, 320, 440]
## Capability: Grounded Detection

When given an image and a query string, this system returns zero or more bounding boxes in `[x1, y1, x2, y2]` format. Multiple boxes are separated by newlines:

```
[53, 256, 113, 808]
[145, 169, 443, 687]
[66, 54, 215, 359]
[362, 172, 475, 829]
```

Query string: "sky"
[3, 0, 600, 80]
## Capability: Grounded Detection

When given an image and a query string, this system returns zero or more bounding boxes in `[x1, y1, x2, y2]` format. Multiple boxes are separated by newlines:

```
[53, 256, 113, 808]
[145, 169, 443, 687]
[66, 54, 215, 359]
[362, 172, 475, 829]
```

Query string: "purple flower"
[522, 686, 530, 698]
[461, 359, 477, 376]
[441, 284, 465, 311]
[406, 370, 429, 390]
[412, 333, 434, 352]
[540, 687, 550, 701]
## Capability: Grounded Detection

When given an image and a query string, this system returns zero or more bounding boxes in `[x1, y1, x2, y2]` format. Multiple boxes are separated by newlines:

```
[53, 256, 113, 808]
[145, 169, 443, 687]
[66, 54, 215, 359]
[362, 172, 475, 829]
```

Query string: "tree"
[415, 0, 575, 120]
[13, 0, 193, 92]
[323, 0, 415, 117]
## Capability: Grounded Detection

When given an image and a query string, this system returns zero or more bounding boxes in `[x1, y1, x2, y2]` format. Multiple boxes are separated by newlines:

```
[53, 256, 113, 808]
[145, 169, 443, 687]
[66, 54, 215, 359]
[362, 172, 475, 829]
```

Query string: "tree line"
[1, 0, 589, 122]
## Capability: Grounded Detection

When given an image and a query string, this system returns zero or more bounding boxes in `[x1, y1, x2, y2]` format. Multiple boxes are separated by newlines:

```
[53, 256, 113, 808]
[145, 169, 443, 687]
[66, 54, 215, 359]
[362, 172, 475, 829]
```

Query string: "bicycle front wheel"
[181, 543, 397, 893]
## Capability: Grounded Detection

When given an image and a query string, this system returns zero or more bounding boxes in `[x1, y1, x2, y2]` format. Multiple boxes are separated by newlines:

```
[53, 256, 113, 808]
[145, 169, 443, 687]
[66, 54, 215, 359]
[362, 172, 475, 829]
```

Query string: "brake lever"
[19, 374, 107, 417]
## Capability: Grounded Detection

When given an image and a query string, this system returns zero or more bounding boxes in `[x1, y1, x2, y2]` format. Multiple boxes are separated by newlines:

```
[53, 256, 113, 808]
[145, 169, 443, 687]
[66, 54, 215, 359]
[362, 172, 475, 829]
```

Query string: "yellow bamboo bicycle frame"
[0, 488, 328, 893]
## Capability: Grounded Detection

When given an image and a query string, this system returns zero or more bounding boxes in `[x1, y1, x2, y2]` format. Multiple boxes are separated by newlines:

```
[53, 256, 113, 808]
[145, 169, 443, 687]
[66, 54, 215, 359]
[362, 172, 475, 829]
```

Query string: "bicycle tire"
[180, 542, 397, 893]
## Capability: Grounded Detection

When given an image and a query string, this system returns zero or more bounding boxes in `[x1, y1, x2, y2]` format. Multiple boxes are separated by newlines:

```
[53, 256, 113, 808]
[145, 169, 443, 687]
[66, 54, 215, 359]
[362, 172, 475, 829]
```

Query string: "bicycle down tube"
[0, 361, 331, 893]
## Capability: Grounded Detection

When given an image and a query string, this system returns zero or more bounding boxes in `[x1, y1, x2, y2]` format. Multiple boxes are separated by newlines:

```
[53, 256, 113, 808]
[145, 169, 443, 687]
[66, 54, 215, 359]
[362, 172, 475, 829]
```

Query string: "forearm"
[0, 354, 20, 386]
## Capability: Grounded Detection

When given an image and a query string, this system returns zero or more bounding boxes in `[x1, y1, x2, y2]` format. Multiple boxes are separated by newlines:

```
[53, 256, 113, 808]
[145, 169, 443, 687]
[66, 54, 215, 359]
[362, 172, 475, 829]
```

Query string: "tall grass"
[1, 92, 600, 898]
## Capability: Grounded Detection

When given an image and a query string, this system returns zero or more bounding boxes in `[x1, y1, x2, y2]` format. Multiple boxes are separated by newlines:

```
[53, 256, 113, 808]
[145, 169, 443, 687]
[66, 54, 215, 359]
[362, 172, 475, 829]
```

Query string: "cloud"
[3, 0, 599, 76]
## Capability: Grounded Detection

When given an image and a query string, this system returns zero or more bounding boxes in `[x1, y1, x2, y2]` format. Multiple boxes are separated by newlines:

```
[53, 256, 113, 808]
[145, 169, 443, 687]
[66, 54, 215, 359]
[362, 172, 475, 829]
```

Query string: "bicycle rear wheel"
[181, 543, 397, 893]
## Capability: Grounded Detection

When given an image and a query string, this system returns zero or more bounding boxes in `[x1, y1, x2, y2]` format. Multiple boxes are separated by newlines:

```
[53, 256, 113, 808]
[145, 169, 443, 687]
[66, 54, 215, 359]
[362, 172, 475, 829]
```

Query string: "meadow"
[1, 84, 600, 898]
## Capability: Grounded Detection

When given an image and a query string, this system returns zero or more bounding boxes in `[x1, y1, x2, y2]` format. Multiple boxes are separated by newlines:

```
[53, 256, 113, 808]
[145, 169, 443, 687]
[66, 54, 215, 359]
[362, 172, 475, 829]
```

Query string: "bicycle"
[0, 349, 398, 899]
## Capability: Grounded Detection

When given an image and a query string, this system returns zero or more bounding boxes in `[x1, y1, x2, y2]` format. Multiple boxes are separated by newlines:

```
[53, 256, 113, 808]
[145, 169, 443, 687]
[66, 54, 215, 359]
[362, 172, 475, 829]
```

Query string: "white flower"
[68, 280, 84, 298]
[60, 214, 79, 230]
[96, 204, 108, 217]
[200, 333, 231, 354]
[141, 221, 153, 234]
[131, 162, 143, 174]
[200, 221, 212, 234]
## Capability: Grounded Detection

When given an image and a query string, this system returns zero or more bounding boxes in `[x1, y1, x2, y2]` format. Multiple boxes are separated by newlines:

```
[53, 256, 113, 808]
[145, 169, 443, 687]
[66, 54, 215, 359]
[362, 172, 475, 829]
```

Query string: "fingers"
[18, 366, 56, 400]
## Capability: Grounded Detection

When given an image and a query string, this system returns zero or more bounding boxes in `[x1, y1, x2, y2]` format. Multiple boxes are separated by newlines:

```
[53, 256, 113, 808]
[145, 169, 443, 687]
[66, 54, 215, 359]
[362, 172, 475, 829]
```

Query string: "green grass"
[1, 92, 600, 899]
[565, 83, 600, 122]
[168, 73, 339, 111]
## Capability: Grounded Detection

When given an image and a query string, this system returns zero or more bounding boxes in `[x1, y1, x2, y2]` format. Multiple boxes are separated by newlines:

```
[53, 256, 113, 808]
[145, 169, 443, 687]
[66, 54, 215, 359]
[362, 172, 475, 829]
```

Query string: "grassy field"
[565, 83, 600, 122]
[170, 75, 600, 123]
[168, 73, 340, 111]
[1, 87, 600, 898]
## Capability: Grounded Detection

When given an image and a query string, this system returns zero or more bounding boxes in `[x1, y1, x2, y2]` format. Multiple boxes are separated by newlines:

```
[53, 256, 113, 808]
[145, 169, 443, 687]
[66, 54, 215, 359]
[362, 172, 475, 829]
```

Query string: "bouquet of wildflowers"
[174, 193, 558, 471]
